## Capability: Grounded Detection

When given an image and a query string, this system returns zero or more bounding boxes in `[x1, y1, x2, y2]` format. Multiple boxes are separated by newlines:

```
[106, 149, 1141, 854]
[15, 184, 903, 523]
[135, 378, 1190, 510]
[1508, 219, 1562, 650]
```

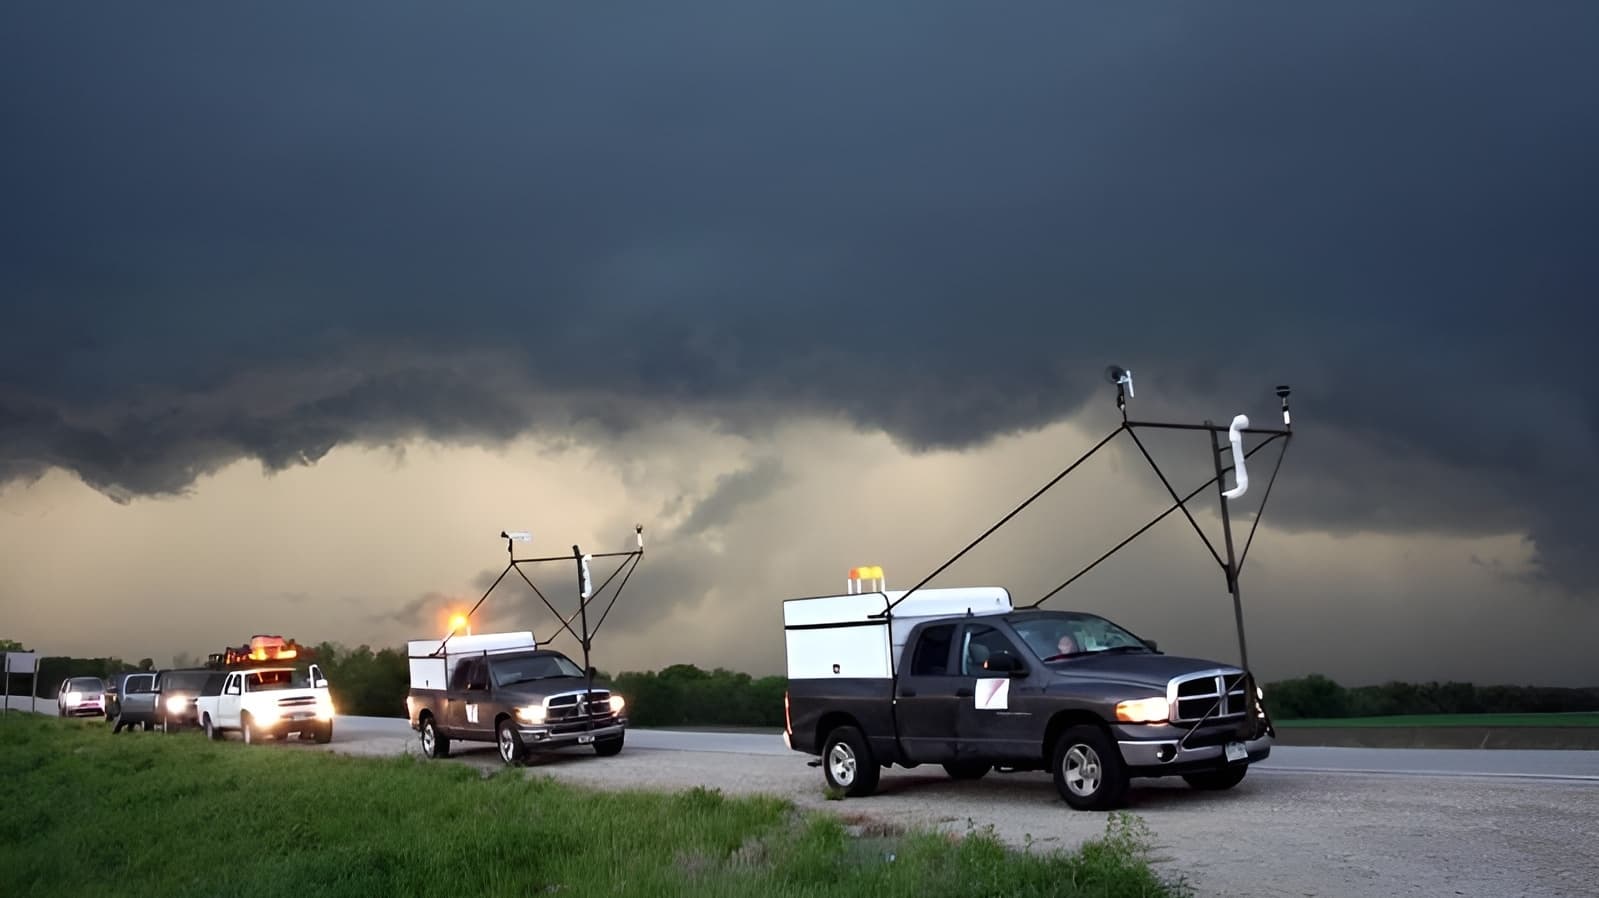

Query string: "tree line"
[6, 638, 1595, 724]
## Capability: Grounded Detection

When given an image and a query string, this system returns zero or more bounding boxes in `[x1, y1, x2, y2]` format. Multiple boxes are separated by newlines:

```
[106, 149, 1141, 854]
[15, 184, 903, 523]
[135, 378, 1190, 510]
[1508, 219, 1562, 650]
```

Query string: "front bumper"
[516, 719, 626, 748]
[62, 700, 105, 717]
[255, 711, 333, 731]
[1115, 720, 1273, 774]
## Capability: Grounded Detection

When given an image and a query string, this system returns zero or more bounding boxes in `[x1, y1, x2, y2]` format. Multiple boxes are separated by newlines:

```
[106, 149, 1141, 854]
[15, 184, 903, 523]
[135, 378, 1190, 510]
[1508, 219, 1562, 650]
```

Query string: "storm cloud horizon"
[3, 4, 1597, 602]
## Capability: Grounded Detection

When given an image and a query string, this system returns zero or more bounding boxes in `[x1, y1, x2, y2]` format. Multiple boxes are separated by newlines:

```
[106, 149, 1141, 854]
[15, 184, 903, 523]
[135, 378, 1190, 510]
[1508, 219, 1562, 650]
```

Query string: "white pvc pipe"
[1222, 414, 1249, 500]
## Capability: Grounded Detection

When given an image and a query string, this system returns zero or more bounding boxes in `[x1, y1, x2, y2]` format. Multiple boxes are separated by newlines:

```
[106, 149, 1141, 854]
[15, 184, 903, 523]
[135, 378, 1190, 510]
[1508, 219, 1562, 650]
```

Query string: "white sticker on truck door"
[465, 704, 478, 724]
[976, 678, 1009, 711]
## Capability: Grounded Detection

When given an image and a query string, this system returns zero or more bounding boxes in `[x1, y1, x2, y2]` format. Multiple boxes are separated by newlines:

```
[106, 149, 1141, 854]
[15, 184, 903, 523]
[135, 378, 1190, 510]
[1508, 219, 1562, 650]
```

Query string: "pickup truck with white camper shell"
[782, 584, 1274, 810]
[406, 631, 628, 766]
[194, 665, 335, 744]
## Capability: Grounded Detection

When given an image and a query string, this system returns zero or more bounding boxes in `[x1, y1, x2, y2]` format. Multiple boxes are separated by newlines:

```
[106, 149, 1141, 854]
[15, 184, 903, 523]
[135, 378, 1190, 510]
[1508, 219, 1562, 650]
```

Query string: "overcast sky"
[3, 4, 1596, 687]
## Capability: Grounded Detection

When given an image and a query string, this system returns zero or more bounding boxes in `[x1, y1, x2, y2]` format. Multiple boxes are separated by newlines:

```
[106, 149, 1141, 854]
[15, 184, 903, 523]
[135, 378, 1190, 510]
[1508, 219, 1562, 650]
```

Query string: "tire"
[313, 722, 333, 744]
[1051, 724, 1129, 811]
[496, 719, 524, 766]
[594, 733, 624, 757]
[1183, 766, 1248, 791]
[942, 760, 991, 780]
[204, 715, 220, 741]
[242, 714, 257, 745]
[821, 725, 880, 797]
[420, 717, 449, 758]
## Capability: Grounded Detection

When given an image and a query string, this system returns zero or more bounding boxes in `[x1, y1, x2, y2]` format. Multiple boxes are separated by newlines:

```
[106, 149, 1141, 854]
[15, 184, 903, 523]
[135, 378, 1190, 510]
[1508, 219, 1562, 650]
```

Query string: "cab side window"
[910, 625, 955, 676]
[961, 625, 1022, 676]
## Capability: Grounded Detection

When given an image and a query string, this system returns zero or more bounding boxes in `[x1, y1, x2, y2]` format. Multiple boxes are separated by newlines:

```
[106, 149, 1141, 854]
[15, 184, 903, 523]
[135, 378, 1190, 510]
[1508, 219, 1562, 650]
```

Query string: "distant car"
[57, 677, 106, 718]
[104, 671, 160, 732]
[155, 669, 220, 732]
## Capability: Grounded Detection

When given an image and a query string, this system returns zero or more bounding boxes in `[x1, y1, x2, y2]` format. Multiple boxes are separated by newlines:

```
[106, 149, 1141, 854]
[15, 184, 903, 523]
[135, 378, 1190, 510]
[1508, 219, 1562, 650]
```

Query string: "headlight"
[316, 696, 336, 720]
[516, 705, 546, 724]
[253, 708, 280, 725]
[65, 691, 82, 704]
[1256, 685, 1264, 700]
[608, 695, 625, 713]
[1114, 696, 1170, 723]
[165, 696, 187, 714]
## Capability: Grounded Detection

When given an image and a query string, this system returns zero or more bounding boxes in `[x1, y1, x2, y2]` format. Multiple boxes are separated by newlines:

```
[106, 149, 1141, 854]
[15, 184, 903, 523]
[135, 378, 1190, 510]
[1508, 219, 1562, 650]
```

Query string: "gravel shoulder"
[321, 732, 1599, 898]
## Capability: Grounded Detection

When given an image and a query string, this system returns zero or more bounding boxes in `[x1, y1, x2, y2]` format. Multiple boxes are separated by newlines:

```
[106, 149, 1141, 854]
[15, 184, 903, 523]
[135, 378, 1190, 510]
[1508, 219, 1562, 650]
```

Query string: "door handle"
[900, 689, 917, 697]
[955, 688, 973, 698]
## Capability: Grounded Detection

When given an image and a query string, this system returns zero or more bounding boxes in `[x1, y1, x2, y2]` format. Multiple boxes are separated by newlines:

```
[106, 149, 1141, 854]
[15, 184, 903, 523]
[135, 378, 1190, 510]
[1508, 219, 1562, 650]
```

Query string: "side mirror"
[1143, 639, 1159, 652]
[984, 652, 1027, 677]
[314, 679, 329, 689]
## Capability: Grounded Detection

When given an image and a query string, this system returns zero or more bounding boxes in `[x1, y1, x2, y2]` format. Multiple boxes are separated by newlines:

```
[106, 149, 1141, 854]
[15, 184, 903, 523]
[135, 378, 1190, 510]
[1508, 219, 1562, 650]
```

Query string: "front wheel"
[496, 719, 524, 766]
[1051, 724, 1129, 811]
[1184, 766, 1248, 791]
[594, 733, 624, 757]
[821, 725, 880, 797]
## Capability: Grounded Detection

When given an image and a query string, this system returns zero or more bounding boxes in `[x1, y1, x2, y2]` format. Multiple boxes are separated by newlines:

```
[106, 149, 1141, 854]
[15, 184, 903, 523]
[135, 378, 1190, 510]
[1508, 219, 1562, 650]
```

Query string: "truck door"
[448, 657, 492, 739]
[125, 674, 158, 718]
[219, 673, 244, 727]
[952, 622, 1040, 762]
[892, 623, 960, 763]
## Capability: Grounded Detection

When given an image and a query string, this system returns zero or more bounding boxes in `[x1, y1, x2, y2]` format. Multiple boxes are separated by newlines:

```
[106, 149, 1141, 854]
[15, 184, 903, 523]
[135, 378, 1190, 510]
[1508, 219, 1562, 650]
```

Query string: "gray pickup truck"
[784, 604, 1274, 811]
[408, 647, 628, 766]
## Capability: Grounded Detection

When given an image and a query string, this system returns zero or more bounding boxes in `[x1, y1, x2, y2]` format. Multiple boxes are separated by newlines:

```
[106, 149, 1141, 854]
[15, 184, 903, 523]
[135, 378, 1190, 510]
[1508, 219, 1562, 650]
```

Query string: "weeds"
[0, 715, 1189, 897]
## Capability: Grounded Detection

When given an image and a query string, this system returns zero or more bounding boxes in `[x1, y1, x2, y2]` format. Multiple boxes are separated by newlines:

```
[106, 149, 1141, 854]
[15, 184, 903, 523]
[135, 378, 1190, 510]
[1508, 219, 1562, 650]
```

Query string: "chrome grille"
[545, 689, 611, 722]
[1168, 670, 1251, 723]
[278, 696, 317, 707]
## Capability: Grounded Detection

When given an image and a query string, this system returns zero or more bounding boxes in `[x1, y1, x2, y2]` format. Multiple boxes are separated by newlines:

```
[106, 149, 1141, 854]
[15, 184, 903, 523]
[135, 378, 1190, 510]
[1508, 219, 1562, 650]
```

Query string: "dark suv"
[155, 669, 220, 732]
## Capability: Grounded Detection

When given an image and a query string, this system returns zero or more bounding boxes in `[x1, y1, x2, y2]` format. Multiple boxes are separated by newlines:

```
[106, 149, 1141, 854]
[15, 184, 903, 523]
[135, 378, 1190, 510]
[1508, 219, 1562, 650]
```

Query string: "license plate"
[1224, 741, 1247, 762]
[577, 734, 594, 744]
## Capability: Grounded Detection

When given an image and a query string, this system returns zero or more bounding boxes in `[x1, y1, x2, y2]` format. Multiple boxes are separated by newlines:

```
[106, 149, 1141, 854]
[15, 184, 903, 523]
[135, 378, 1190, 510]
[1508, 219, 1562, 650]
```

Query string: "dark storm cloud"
[3, 4, 1597, 586]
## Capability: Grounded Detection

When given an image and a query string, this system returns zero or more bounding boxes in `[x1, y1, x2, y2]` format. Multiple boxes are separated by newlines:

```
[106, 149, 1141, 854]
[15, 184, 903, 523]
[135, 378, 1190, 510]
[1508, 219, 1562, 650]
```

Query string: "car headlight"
[253, 708, 280, 725]
[316, 696, 336, 720]
[165, 696, 187, 714]
[516, 705, 546, 724]
[1256, 685, 1264, 700]
[608, 695, 625, 713]
[1114, 696, 1170, 723]
[65, 691, 82, 705]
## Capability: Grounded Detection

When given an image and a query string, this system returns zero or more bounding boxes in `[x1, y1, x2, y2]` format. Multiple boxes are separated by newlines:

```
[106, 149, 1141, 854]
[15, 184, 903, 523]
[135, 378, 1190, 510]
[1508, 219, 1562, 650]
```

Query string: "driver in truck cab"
[1055, 633, 1080, 656]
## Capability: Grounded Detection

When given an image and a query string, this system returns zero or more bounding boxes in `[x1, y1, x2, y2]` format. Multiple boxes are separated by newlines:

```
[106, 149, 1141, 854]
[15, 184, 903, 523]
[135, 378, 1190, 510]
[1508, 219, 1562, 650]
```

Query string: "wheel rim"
[827, 741, 857, 787]
[422, 724, 435, 755]
[244, 723, 253, 744]
[1063, 744, 1102, 796]
[499, 727, 515, 762]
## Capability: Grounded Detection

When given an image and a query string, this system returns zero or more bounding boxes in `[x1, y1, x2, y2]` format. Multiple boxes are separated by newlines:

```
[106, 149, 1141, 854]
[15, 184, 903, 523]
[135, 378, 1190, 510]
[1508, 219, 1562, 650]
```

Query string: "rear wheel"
[821, 725, 880, 797]
[420, 717, 449, 758]
[1184, 766, 1248, 791]
[1051, 724, 1129, 811]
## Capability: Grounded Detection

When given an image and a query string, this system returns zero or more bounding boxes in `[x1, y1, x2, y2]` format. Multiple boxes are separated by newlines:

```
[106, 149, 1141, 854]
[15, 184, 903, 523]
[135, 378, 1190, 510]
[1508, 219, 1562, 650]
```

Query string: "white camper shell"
[783, 587, 1012, 680]
[407, 631, 538, 691]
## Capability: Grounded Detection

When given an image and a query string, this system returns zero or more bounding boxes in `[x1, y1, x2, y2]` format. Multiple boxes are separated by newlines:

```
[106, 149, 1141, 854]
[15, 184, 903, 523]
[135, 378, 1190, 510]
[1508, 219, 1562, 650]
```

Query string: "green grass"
[0, 716, 1188, 898]
[1276, 712, 1599, 728]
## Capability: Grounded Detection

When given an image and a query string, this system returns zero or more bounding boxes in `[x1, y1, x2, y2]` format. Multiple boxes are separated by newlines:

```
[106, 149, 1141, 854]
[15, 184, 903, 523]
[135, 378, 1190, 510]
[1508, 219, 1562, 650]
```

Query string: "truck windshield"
[490, 654, 584, 687]
[1010, 612, 1153, 660]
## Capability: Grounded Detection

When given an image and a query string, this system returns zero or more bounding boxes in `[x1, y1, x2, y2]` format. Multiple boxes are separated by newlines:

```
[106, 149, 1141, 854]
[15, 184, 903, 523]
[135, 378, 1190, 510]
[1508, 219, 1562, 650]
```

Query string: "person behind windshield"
[1056, 633, 1079, 656]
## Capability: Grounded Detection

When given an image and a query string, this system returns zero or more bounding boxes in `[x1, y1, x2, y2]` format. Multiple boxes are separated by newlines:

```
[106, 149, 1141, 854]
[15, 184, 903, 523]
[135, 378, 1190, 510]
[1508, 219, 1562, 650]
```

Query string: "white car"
[57, 676, 107, 718]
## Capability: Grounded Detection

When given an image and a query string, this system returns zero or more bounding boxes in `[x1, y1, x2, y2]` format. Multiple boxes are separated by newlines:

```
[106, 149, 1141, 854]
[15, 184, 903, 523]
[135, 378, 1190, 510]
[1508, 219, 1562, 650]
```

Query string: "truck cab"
[195, 664, 334, 744]
[407, 632, 628, 766]
[783, 589, 1274, 810]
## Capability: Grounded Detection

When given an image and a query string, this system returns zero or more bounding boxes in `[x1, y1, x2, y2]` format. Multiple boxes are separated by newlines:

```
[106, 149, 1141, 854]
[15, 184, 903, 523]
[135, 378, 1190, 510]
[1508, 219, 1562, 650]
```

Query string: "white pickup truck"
[195, 664, 335, 744]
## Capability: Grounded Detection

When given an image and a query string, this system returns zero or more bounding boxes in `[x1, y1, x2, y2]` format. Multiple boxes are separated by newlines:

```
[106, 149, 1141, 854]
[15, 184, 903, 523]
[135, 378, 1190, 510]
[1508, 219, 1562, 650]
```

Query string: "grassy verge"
[1275, 712, 1599, 728]
[0, 716, 1188, 898]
